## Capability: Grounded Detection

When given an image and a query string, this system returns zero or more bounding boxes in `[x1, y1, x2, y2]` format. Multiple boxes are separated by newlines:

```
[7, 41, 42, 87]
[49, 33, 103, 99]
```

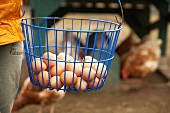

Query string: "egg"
[50, 76, 63, 89]
[50, 62, 65, 77]
[93, 63, 107, 78]
[60, 71, 77, 86]
[74, 77, 87, 91]
[33, 73, 39, 83]
[31, 59, 47, 72]
[83, 59, 98, 68]
[57, 52, 74, 61]
[66, 60, 82, 77]
[42, 52, 57, 68]
[82, 56, 97, 61]
[74, 60, 83, 67]
[38, 71, 51, 87]
[82, 56, 93, 61]
[82, 68, 96, 81]
[35, 58, 41, 61]
[88, 77, 103, 89]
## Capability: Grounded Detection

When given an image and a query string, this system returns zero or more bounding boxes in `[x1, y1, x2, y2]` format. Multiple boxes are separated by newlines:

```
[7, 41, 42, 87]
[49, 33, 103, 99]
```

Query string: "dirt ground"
[15, 72, 170, 113]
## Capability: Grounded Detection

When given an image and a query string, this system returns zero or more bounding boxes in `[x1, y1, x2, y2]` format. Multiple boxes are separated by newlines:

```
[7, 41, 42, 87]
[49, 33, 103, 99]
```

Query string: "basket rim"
[21, 17, 122, 32]
[25, 52, 115, 63]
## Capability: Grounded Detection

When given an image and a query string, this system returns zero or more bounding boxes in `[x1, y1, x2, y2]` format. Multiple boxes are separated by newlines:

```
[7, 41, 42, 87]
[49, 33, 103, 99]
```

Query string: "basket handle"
[116, 0, 124, 27]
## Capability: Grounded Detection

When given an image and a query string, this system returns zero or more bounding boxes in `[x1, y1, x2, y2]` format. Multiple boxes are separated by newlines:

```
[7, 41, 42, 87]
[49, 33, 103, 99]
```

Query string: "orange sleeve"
[0, 0, 24, 46]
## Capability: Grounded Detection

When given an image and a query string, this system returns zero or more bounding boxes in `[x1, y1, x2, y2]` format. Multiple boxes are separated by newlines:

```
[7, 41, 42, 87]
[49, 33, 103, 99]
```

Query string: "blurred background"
[14, 0, 170, 113]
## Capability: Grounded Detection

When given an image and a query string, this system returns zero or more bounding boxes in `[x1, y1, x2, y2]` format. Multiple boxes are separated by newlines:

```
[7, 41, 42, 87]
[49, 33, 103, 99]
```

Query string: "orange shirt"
[0, 0, 24, 46]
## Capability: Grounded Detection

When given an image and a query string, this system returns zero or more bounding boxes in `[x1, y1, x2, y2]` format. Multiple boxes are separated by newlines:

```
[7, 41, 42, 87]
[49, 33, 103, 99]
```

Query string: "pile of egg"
[31, 52, 107, 91]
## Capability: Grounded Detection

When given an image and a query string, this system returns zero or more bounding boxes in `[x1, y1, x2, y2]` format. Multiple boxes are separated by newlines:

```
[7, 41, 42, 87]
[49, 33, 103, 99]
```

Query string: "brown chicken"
[12, 77, 66, 113]
[121, 36, 162, 79]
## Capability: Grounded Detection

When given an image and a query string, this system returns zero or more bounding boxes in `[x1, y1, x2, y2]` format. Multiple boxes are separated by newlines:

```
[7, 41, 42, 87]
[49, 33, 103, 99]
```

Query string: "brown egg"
[60, 71, 77, 86]
[35, 58, 41, 61]
[66, 60, 82, 77]
[82, 68, 96, 81]
[38, 71, 51, 87]
[93, 63, 107, 78]
[33, 74, 39, 82]
[82, 56, 97, 61]
[75, 60, 83, 67]
[42, 52, 57, 68]
[82, 56, 93, 61]
[50, 62, 65, 77]
[57, 52, 74, 61]
[88, 77, 103, 89]
[74, 77, 87, 91]
[50, 76, 63, 89]
[83, 59, 98, 68]
[31, 59, 47, 72]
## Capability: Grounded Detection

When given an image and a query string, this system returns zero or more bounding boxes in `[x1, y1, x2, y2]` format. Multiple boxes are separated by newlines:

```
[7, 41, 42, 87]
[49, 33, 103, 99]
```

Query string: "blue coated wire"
[25, 20, 37, 83]
[90, 21, 99, 90]
[118, 0, 121, 4]
[37, 25, 45, 88]
[22, 23, 32, 80]
[70, 19, 74, 57]
[45, 19, 51, 88]
[53, 18, 59, 90]
[77, 20, 83, 60]
[22, 16, 122, 92]
[64, 31, 68, 91]
[30, 27, 39, 84]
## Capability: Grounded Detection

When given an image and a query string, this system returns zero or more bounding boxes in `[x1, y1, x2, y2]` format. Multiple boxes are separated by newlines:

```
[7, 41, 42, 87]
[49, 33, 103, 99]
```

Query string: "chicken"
[12, 77, 66, 113]
[121, 36, 162, 79]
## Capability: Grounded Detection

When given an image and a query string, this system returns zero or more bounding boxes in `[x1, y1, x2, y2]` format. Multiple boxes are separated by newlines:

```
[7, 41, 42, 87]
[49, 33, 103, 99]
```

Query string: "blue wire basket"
[21, 1, 123, 92]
